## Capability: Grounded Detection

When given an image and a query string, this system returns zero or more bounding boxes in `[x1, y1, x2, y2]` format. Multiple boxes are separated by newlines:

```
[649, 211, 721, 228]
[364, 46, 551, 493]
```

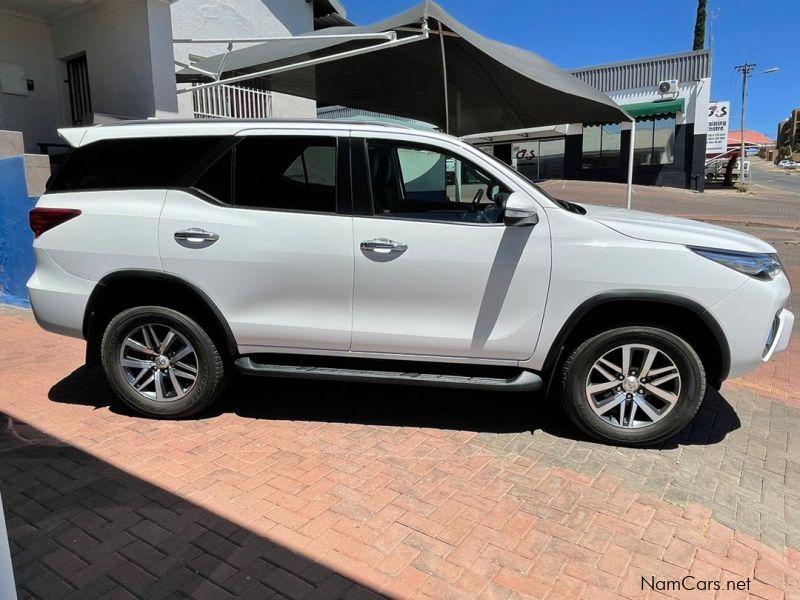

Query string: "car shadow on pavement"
[0, 411, 387, 599]
[49, 366, 740, 449]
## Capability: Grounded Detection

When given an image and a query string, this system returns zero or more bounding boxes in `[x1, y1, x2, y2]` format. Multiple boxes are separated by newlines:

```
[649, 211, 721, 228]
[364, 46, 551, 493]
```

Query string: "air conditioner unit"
[658, 79, 679, 95]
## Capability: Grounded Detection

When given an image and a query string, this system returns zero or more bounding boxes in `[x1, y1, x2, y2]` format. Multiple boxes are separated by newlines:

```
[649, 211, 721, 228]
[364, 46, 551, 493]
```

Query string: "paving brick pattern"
[2, 310, 800, 599]
[1, 416, 381, 600]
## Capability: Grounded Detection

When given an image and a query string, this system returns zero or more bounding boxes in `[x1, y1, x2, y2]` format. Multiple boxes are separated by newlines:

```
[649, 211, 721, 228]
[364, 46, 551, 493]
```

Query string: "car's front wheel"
[101, 306, 226, 418]
[560, 326, 706, 446]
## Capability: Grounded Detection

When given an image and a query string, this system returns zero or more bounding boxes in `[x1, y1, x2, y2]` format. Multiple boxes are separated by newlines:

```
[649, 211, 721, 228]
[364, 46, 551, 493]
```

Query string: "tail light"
[29, 208, 81, 238]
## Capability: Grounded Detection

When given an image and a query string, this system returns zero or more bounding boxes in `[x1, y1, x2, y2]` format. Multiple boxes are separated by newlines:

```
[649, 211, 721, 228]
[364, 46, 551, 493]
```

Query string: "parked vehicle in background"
[778, 159, 800, 169]
[705, 158, 751, 181]
[732, 159, 750, 180]
[27, 120, 794, 446]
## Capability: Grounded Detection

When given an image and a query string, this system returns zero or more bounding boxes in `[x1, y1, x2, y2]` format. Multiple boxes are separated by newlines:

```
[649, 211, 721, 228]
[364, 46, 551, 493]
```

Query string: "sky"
[342, 0, 797, 139]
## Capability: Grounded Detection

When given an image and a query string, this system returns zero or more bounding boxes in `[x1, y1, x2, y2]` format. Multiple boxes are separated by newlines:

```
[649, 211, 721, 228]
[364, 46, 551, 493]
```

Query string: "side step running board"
[234, 357, 543, 392]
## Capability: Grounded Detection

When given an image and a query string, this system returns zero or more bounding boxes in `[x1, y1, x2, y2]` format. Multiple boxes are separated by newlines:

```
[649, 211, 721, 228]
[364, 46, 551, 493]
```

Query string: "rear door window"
[48, 137, 223, 191]
[233, 136, 337, 213]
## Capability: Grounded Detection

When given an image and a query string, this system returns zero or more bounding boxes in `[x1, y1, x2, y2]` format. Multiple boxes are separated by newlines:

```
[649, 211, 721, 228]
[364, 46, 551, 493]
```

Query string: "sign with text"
[511, 141, 538, 163]
[706, 101, 730, 155]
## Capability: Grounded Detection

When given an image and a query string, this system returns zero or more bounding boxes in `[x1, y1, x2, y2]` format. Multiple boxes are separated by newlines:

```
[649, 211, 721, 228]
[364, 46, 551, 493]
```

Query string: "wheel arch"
[83, 270, 237, 364]
[542, 291, 731, 389]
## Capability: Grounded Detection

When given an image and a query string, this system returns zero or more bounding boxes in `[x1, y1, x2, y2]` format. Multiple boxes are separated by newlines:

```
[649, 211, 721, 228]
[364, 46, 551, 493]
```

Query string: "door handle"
[360, 238, 408, 254]
[174, 228, 219, 244]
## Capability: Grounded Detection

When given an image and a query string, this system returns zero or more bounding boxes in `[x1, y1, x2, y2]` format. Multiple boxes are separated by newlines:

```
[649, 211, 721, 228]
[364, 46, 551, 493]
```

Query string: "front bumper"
[709, 272, 793, 379]
[763, 308, 794, 361]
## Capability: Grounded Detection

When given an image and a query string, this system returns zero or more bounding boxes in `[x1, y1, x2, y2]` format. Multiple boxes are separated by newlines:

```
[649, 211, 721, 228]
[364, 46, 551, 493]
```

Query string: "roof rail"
[94, 117, 416, 129]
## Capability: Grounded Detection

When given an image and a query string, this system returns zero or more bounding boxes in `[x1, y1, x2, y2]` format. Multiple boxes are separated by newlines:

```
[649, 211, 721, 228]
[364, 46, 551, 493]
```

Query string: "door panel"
[160, 190, 354, 350]
[351, 136, 551, 360]
[352, 217, 551, 359]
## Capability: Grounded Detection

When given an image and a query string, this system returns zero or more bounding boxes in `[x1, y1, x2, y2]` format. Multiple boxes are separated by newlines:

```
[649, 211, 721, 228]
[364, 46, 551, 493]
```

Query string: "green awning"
[621, 98, 685, 119]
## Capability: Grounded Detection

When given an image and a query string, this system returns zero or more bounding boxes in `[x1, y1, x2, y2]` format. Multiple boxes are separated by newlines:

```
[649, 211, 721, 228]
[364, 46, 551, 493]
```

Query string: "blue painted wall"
[0, 156, 37, 307]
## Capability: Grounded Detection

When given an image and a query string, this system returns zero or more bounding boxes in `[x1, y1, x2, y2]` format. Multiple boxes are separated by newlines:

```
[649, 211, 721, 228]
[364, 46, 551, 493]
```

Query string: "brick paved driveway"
[1, 307, 799, 599]
[2, 177, 799, 599]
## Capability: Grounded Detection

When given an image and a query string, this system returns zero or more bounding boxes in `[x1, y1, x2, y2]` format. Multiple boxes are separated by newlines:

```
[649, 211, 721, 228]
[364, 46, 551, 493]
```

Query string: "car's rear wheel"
[101, 306, 226, 418]
[560, 326, 706, 446]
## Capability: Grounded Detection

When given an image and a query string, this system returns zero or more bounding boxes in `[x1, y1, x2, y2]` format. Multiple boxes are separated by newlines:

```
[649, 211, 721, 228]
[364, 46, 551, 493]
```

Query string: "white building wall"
[51, 0, 179, 124]
[147, 0, 183, 118]
[172, 0, 316, 118]
[0, 11, 61, 151]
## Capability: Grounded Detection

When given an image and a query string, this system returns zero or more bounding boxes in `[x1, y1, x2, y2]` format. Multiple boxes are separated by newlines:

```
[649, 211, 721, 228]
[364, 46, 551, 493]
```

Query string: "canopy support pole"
[438, 21, 450, 134]
[174, 33, 396, 44]
[179, 24, 429, 95]
[626, 118, 635, 210]
[173, 59, 219, 80]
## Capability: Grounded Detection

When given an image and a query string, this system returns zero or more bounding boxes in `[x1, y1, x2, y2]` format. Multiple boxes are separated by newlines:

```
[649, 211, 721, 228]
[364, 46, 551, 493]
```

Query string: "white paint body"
[28, 120, 794, 383]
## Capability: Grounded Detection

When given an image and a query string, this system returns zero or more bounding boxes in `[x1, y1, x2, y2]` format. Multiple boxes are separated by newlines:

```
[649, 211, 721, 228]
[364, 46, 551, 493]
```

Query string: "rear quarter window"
[47, 136, 224, 192]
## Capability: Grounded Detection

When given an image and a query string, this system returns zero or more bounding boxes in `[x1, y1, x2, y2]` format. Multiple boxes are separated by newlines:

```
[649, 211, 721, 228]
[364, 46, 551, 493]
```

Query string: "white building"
[0, 0, 345, 153]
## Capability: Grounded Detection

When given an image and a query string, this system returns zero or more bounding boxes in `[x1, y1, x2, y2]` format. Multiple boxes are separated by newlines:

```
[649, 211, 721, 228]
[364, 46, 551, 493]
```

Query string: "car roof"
[57, 118, 451, 148]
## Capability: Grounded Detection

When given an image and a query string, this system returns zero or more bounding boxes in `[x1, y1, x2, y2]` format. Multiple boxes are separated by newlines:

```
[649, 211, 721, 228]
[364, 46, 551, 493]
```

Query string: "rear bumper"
[26, 248, 93, 339]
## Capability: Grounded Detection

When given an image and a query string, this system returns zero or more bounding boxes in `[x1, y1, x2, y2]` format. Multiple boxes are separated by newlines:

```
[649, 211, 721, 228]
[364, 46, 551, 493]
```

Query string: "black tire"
[560, 326, 706, 446]
[101, 306, 226, 418]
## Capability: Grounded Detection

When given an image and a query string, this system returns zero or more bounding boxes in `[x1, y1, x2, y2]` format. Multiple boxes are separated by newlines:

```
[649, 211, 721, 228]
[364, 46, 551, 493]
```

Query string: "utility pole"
[734, 63, 756, 184]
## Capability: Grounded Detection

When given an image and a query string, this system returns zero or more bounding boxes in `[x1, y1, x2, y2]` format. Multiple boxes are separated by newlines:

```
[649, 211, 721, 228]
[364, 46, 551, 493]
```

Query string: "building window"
[634, 115, 676, 165]
[581, 123, 621, 168]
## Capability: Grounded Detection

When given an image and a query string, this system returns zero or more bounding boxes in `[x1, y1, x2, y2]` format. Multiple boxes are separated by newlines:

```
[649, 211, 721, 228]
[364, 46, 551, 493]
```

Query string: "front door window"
[367, 141, 509, 224]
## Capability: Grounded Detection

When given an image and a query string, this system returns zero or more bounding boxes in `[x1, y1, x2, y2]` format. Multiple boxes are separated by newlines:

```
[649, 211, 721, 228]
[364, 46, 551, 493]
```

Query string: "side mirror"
[503, 192, 539, 227]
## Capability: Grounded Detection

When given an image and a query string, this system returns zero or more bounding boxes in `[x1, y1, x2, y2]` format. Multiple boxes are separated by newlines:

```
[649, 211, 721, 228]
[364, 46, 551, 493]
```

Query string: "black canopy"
[177, 1, 629, 136]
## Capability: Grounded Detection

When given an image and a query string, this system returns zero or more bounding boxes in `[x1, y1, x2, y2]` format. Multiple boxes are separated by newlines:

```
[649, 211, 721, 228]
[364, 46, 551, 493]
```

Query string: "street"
[751, 158, 800, 196]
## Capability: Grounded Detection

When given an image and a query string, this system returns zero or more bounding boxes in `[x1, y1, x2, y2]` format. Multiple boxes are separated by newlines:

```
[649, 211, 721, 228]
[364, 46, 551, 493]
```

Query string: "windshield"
[472, 145, 585, 214]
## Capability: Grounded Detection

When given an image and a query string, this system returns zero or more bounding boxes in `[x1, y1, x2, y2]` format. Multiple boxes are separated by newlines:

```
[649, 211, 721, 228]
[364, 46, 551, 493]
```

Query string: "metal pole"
[626, 118, 636, 209]
[734, 63, 755, 184]
[173, 33, 396, 44]
[740, 70, 747, 183]
[438, 21, 450, 134]
[179, 26, 429, 95]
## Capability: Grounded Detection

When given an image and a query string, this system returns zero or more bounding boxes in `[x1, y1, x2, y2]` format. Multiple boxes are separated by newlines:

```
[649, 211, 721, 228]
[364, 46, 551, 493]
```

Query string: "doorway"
[65, 54, 92, 126]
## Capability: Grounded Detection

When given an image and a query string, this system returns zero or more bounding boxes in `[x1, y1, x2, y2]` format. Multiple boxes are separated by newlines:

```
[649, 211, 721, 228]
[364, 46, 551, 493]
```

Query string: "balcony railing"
[191, 83, 273, 119]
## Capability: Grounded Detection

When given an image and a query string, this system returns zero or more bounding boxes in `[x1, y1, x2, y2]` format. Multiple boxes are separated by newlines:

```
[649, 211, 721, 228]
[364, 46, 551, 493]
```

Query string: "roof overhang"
[0, 0, 175, 22]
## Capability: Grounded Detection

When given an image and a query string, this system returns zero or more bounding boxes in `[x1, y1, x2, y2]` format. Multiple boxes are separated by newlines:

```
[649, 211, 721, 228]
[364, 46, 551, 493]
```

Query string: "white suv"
[27, 120, 794, 445]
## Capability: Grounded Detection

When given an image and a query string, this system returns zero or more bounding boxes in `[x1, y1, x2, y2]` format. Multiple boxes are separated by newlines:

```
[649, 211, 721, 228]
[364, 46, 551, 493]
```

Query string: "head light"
[689, 246, 782, 280]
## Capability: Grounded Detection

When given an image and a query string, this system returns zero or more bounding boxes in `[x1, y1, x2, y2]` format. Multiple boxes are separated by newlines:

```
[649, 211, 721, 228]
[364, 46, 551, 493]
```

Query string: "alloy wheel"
[118, 323, 199, 401]
[584, 343, 681, 429]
